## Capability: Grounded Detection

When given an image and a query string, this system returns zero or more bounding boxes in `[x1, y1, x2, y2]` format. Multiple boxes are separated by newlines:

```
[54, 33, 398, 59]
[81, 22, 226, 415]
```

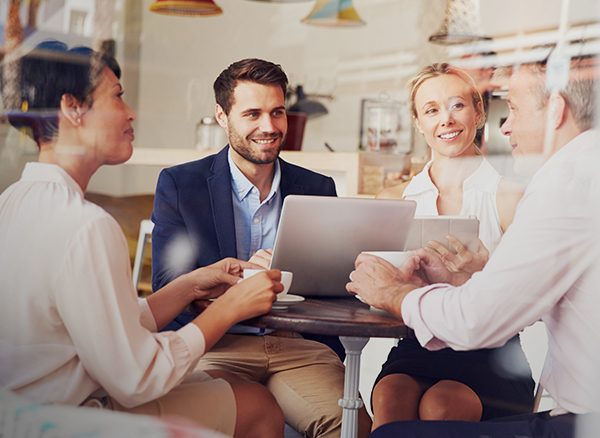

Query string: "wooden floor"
[85, 192, 154, 294]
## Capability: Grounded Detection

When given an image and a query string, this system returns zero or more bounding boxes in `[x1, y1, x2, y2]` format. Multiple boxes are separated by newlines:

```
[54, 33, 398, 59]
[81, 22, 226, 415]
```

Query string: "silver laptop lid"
[270, 195, 416, 297]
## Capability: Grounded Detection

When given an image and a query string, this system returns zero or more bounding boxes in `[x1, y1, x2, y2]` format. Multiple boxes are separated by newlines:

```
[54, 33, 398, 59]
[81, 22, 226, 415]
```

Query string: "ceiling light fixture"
[429, 0, 489, 45]
[288, 85, 330, 119]
[246, 0, 312, 3]
[149, 0, 223, 17]
[302, 0, 365, 27]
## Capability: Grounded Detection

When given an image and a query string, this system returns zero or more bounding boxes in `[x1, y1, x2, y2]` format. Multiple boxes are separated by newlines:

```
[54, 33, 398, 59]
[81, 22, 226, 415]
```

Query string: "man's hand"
[426, 235, 489, 274]
[346, 253, 425, 319]
[248, 249, 272, 269]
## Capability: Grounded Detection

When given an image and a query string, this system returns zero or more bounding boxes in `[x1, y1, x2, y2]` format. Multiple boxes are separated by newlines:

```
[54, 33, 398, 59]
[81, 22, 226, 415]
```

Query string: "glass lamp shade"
[302, 0, 365, 27]
[149, 0, 223, 16]
[429, 0, 488, 44]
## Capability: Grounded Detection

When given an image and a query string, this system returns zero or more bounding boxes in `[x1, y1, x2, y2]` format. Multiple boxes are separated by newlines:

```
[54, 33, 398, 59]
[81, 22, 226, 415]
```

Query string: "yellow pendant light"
[149, 0, 223, 17]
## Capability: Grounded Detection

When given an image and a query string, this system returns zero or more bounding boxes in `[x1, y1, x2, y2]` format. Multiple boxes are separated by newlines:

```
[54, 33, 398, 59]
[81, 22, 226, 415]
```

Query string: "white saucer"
[272, 294, 304, 310]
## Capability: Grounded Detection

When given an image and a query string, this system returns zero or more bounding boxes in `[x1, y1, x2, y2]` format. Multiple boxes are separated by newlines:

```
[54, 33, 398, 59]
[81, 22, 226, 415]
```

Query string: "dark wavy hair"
[3, 40, 121, 146]
[213, 58, 288, 115]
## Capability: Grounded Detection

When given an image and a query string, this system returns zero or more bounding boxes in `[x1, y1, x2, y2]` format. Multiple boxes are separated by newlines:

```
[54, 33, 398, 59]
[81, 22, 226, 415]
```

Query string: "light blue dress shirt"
[227, 149, 281, 335]
[228, 149, 282, 262]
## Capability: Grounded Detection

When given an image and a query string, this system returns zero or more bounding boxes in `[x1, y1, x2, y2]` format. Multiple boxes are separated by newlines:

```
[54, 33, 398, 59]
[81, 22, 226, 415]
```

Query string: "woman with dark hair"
[0, 41, 285, 438]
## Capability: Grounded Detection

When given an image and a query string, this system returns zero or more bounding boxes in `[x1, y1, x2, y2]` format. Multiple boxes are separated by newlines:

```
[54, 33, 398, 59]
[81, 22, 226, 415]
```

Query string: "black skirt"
[374, 335, 535, 420]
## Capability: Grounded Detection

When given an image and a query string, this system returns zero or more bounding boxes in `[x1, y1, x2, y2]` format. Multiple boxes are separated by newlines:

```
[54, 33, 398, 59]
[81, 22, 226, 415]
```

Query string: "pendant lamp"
[246, 0, 311, 3]
[288, 86, 329, 119]
[149, 0, 222, 16]
[302, 0, 365, 27]
[429, 0, 488, 44]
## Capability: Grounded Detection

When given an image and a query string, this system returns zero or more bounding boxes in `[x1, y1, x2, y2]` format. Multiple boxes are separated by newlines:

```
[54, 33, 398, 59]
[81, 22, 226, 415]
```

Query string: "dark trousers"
[370, 411, 584, 438]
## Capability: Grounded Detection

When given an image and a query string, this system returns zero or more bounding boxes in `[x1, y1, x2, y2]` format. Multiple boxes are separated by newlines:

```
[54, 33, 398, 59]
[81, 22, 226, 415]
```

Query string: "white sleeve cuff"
[401, 284, 450, 350]
[177, 323, 206, 360]
[138, 298, 158, 332]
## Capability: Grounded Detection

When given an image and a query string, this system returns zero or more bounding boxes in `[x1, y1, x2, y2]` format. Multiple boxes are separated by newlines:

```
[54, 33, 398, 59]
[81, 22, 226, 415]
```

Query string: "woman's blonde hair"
[407, 63, 486, 129]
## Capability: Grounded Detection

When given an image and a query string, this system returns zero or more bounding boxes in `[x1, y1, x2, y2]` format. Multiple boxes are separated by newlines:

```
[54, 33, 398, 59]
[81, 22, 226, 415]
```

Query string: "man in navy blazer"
[151, 59, 370, 438]
[152, 145, 338, 334]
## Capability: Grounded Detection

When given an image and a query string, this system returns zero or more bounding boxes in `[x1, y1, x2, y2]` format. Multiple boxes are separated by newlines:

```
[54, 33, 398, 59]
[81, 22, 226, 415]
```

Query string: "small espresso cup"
[362, 251, 414, 268]
[243, 269, 293, 295]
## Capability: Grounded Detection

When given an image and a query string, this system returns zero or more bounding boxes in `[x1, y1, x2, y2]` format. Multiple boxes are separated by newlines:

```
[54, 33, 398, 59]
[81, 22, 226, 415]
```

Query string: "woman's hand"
[425, 235, 489, 275]
[415, 247, 471, 286]
[217, 269, 282, 322]
[188, 258, 262, 300]
[208, 257, 261, 277]
[186, 267, 240, 301]
[191, 270, 282, 351]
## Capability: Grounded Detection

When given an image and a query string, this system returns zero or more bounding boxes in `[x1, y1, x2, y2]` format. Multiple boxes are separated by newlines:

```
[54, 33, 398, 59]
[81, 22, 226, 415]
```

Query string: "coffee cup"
[362, 251, 414, 267]
[243, 269, 293, 296]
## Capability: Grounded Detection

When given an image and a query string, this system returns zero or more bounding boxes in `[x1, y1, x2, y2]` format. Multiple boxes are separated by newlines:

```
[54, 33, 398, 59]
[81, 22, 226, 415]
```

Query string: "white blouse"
[403, 158, 503, 252]
[0, 163, 205, 407]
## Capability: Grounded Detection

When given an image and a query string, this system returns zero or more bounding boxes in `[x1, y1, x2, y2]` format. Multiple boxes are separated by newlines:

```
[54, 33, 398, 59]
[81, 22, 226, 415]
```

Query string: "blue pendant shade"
[302, 0, 365, 27]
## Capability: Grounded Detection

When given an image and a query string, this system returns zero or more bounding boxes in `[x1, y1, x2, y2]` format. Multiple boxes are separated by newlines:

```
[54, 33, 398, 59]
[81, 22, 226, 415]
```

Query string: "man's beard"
[228, 125, 285, 165]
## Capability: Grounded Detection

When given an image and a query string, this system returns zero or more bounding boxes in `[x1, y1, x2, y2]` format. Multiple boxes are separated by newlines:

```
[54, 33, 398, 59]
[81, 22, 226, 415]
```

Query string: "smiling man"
[151, 59, 369, 438]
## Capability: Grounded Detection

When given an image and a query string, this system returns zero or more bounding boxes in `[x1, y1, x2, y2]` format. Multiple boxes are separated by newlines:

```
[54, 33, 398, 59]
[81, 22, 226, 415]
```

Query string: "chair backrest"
[132, 219, 154, 290]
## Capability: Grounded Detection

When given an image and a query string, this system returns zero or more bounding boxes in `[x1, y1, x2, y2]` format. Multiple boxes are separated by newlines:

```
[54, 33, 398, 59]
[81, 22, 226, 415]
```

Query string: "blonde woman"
[371, 64, 534, 429]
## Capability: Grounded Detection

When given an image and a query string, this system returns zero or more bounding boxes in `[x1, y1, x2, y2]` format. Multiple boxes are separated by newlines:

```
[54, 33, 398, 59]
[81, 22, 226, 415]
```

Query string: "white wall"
[132, 0, 598, 155]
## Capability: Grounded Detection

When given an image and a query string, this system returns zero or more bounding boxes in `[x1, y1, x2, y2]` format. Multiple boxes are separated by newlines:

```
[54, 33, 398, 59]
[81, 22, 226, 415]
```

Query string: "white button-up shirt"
[0, 163, 205, 407]
[402, 130, 600, 414]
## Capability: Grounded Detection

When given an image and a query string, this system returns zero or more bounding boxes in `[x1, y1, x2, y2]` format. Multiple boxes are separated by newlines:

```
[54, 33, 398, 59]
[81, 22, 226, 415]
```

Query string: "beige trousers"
[195, 334, 346, 438]
[107, 371, 236, 437]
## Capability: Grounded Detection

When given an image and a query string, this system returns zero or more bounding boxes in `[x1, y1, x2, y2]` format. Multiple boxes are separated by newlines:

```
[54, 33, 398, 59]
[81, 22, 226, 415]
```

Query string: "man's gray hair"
[526, 56, 597, 131]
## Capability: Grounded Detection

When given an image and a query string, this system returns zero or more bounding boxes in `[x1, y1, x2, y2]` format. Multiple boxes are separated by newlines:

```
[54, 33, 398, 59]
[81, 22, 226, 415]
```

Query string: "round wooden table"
[247, 297, 413, 438]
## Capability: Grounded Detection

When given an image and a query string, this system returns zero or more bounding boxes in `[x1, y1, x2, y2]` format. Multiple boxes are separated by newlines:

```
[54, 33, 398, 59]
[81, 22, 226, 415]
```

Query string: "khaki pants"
[107, 371, 236, 437]
[196, 334, 346, 438]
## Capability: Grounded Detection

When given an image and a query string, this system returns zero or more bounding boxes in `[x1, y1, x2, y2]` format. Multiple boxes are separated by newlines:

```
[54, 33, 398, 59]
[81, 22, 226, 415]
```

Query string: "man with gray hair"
[349, 56, 599, 437]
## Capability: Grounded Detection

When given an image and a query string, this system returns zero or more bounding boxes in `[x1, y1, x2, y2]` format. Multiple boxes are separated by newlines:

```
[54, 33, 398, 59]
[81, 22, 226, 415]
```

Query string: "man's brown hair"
[213, 58, 288, 114]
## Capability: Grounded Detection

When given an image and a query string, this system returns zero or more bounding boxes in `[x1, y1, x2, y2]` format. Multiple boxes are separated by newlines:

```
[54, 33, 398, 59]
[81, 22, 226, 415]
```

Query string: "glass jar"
[361, 99, 402, 153]
[195, 117, 225, 150]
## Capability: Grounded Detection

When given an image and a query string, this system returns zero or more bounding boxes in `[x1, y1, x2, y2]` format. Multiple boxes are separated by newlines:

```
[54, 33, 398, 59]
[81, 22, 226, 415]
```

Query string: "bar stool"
[132, 219, 154, 290]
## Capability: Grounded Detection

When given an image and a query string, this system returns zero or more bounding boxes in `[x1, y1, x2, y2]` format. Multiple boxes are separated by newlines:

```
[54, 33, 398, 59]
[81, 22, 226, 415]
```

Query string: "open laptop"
[270, 195, 416, 297]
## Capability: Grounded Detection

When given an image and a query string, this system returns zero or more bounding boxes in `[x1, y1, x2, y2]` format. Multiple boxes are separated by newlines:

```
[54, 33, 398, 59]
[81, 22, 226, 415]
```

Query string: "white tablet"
[404, 216, 480, 253]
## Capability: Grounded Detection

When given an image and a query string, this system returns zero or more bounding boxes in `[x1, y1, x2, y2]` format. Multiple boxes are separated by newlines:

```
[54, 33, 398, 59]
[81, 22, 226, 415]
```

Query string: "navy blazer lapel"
[279, 159, 306, 197]
[207, 147, 237, 258]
